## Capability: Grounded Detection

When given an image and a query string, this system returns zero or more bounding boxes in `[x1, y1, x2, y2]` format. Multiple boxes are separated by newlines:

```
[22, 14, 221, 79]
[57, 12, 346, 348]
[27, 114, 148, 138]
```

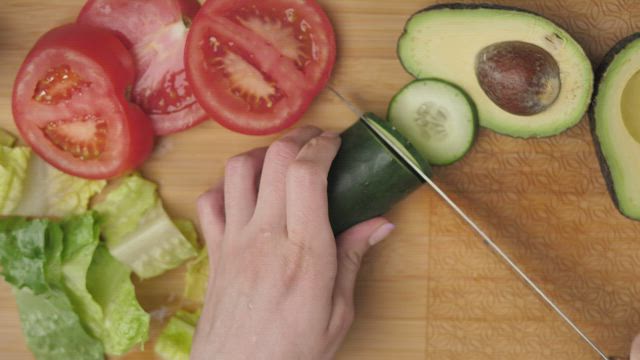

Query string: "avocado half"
[590, 34, 640, 220]
[398, 4, 594, 138]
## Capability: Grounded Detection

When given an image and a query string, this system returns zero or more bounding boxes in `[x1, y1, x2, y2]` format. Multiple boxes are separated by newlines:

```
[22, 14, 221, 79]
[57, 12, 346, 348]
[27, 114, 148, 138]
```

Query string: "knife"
[328, 87, 611, 360]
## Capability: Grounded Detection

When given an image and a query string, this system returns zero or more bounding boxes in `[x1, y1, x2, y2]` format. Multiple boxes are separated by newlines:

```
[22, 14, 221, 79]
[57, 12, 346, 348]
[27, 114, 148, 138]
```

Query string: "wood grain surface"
[2, 0, 640, 359]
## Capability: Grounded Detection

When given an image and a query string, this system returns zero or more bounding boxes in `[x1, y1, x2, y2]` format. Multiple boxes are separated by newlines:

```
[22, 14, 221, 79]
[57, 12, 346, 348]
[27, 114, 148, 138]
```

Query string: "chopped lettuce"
[93, 175, 198, 278]
[0, 217, 104, 359]
[0, 214, 150, 358]
[155, 310, 200, 360]
[0, 128, 15, 147]
[184, 248, 209, 303]
[15, 288, 104, 360]
[12, 155, 106, 217]
[58, 214, 149, 355]
[86, 245, 150, 354]
[0, 218, 52, 294]
[0, 145, 30, 215]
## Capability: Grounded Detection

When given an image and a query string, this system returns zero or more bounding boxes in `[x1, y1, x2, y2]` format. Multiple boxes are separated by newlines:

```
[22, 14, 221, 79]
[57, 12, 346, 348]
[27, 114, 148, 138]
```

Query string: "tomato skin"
[185, 0, 337, 136]
[12, 24, 154, 180]
[77, 0, 208, 136]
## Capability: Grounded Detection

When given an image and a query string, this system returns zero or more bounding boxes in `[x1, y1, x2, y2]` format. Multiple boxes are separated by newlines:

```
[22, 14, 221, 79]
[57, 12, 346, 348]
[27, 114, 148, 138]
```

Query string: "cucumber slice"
[388, 79, 478, 165]
[328, 114, 431, 234]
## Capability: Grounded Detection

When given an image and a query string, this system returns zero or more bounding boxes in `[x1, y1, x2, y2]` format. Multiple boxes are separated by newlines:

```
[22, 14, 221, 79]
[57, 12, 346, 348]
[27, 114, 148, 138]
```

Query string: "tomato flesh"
[33, 65, 90, 105]
[43, 115, 107, 160]
[186, 0, 336, 135]
[78, 0, 208, 135]
[13, 24, 154, 179]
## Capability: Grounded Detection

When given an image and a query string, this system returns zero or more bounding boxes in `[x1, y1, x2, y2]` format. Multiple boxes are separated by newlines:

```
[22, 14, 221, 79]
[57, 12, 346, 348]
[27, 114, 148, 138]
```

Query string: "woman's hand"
[192, 126, 395, 360]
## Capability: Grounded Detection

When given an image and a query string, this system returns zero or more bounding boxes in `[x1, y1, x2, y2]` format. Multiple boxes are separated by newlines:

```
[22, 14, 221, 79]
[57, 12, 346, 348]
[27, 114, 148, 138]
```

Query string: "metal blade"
[328, 87, 610, 360]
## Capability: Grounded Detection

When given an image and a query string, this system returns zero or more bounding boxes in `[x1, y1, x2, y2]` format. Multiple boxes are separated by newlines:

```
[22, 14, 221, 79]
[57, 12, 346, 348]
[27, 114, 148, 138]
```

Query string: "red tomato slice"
[78, 0, 208, 135]
[185, 0, 336, 135]
[12, 24, 154, 180]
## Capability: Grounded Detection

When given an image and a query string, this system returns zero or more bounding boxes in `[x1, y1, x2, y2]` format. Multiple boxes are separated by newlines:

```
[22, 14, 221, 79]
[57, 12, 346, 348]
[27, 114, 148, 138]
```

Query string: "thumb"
[631, 333, 640, 360]
[329, 218, 395, 331]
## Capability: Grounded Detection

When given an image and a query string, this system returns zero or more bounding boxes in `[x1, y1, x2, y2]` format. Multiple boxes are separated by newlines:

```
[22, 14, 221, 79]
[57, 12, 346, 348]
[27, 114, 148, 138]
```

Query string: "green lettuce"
[0, 128, 15, 147]
[59, 214, 149, 355]
[15, 288, 104, 360]
[12, 155, 106, 217]
[0, 218, 52, 294]
[184, 248, 209, 303]
[155, 310, 200, 360]
[0, 217, 104, 359]
[0, 145, 30, 215]
[85, 245, 150, 354]
[93, 175, 198, 278]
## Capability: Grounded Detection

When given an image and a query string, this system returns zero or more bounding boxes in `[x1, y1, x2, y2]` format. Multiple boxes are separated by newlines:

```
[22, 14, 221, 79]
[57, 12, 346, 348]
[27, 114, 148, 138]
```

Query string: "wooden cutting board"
[3, 0, 640, 359]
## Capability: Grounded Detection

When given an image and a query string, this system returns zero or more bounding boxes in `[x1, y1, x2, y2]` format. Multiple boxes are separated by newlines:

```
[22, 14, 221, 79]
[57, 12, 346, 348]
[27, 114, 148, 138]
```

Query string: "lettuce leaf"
[154, 310, 200, 360]
[86, 245, 150, 354]
[15, 288, 104, 360]
[0, 128, 15, 147]
[93, 175, 197, 278]
[0, 216, 104, 360]
[12, 155, 106, 217]
[184, 248, 209, 303]
[0, 218, 52, 294]
[0, 145, 30, 215]
[58, 214, 149, 355]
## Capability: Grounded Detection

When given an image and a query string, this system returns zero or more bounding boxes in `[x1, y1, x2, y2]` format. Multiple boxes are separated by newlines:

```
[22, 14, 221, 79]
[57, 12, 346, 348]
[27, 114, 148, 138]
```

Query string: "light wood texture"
[2, 0, 640, 359]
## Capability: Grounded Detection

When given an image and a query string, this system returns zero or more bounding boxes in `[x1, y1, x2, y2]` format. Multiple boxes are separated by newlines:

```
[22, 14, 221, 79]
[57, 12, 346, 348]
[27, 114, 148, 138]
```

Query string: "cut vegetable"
[184, 248, 209, 303]
[85, 245, 150, 354]
[590, 33, 640, 220]
[59, 215, 149, 355]
[77, 0, 208, 135]
[15, 288, 104, 360]
[93, 174, 198, 278]
[12, 154, 106, 217]
[388, 79, 478, 165]
[185, 0, 336, 135]
[0, 217, 105, 360]
[328, 114, 430, 234]
[0, 145, 31, 215]
[155, 310, 200, 360]
[0, 128, 15, 147]
[397, 4, 593, 138]
[12, 24, 154, 179]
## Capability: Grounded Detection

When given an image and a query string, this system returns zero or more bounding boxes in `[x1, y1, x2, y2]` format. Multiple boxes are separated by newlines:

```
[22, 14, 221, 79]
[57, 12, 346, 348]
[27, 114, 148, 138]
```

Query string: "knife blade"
[328, 86, 611, 360]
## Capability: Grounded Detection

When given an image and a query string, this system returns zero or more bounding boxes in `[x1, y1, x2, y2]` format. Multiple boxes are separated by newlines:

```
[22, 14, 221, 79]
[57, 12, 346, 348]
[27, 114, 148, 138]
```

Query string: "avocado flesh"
[592, 35, 640, 219]
[621, 70, 640, 143]
[398, 5, 593, 138]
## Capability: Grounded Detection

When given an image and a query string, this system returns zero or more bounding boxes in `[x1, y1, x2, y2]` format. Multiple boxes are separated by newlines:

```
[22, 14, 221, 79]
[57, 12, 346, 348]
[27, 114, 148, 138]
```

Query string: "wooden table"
[3, 0, 640, 359]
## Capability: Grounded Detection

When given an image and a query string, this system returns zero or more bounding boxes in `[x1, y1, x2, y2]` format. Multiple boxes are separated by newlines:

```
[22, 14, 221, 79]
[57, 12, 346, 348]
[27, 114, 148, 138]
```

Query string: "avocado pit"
[475, 41, 561, 116]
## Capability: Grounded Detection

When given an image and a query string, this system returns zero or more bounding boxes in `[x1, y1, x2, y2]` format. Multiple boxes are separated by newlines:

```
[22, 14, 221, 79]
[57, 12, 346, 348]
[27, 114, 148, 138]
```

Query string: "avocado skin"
[588, 33, 640, 218]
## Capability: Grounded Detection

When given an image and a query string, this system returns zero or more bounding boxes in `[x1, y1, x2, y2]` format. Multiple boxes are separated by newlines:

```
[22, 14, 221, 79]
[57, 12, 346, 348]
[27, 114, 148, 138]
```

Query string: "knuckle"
[196, 190, 220, 213]
[268, 138, 300, 162]
[340, 249, 362, 272]
[225, 153, 253, 174]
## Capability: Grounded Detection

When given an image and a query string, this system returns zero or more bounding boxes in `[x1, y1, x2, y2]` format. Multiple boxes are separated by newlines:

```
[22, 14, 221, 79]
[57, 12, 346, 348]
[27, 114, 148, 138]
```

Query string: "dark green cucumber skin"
[589, 33, 640, 219]
[328, 119, 424, 235]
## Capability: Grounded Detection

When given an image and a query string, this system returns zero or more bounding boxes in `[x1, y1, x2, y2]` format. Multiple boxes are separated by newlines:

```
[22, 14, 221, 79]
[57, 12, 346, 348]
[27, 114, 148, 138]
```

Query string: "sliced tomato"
[77, 0, 208, 136]
[185, 0, 336, 135]
[12, 24, 154, 180]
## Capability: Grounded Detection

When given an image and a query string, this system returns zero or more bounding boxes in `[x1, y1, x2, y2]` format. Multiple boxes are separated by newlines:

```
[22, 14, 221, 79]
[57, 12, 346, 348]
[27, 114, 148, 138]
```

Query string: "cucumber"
[328, 113, 431, 234]
[388, 79, 478, 165]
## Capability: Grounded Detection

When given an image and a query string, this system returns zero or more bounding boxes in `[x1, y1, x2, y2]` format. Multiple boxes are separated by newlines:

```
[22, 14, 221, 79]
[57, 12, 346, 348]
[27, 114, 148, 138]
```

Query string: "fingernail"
[368, 223, 395, 246]
[321, 131, 340, 138]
